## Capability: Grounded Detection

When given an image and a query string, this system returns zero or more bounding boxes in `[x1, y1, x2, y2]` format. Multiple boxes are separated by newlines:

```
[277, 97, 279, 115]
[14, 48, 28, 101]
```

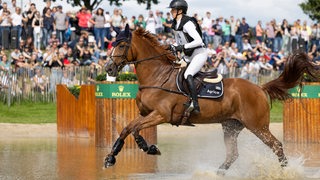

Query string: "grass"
[0, 102, 56, 124]
[270, 101, 283, 123]
[0, 101, 284, 124]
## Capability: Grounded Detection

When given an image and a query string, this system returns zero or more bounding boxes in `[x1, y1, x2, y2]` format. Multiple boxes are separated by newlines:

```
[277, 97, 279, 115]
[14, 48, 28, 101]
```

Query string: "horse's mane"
[133, 28, 176, 61]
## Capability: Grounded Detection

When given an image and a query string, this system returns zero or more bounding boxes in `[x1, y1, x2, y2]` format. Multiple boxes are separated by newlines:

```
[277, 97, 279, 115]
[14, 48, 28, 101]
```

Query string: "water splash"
[243, 156, 305, 180]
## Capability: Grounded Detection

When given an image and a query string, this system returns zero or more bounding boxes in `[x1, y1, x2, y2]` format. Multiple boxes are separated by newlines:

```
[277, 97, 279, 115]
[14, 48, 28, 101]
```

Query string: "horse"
[104, 24, 319, 174]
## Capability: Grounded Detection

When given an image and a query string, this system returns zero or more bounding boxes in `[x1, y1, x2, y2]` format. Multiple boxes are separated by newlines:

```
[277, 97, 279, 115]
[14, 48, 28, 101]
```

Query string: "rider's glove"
[174, 45, 184, 53]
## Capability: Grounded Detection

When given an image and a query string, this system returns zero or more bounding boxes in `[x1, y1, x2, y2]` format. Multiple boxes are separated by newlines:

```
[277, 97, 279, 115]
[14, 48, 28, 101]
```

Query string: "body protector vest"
[172, 15, 204, 56]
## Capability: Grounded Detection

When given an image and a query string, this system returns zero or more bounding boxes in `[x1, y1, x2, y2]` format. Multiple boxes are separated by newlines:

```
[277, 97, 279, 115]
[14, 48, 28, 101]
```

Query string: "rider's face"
[170, 8, 177, 17]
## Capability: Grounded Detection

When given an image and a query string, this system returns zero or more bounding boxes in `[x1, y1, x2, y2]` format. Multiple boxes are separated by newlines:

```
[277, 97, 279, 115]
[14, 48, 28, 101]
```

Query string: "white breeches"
[184, 48, 208, 79]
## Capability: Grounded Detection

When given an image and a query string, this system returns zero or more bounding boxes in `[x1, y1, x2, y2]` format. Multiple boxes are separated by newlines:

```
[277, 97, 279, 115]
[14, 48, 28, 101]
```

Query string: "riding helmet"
[168, 0, 188, 14]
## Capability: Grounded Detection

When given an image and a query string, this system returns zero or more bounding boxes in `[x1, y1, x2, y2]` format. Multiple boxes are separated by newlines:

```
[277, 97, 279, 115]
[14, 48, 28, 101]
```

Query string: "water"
[0, 124, 319, 180]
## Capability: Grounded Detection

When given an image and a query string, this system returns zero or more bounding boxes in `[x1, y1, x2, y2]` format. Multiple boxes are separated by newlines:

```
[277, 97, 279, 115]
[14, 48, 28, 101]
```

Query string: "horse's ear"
[124, 24, 130, 37]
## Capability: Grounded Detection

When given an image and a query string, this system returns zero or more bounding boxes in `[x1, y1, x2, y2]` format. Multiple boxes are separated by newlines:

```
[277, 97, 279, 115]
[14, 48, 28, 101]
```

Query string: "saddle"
[176, 68, 224, 99]
[175, 68, 224, 126]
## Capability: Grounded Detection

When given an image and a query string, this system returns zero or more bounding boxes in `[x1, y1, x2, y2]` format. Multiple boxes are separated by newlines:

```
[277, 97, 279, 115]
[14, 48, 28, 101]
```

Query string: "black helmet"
[168, 0, 188, 14]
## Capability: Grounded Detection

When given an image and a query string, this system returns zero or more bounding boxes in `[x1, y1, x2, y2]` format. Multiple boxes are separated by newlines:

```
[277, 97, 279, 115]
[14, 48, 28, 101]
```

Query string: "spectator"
[24, 36, 34, 54]
[213, 51, 232, 78]
[281, 19, 291, 55]
[239, 17, 250, 38]
[48, 31, 59, 48]
[74, 37, 85, 61]
[242, 38, 253, 52]
[239, 61, 250, 80]
[135, 14, 146, 29]
[202, 11, 212, 45]
[163, 12, 172, 36]
[274, 20, 283, 52]
[300, 21, 310, 52]
[145, 10, 156, 34]
[0, 9, 11, 49]
[80, 46, 93, 66]
[0, 54, 10, 71]
[42, 0, 51, 16]
[104, 11, 111, 42]
[32, 11, 43, 51]
[234, 18, 243, 52]
[11, 48, 20, 62]
[8, 0, 17, 13]
[23, 3, 37, 40]
[76, 6, 91, 31]
[229, 16, 237, 43]
[61, 69, 73, 87]
[48, 51, 62, 92]
[266, 20, 275, 51]
[222, 19, 231, 44]
[54, 5, 68, 44]
[155, 10, 164, 34]
[128, 15, 136, 30]
[65, 47, 78, 66]
[111, 8, 122, 32]
[258, 55, 273, 75]
[59, 41, 68, 55]
[212, 18, 222, 49]
[42, 8, 54, 48]
[231, 47, 247, 67]
[290, 23, 299, 52]
[32, 67, 48, 94]
[11, 7, 23, 49]
[255, 20, 264, 43]
[89, 8, 106, 50]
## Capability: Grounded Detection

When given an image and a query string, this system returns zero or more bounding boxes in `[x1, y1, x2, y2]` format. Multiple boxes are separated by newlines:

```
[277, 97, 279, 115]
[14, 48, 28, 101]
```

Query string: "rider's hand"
[174, 45, 184, 53]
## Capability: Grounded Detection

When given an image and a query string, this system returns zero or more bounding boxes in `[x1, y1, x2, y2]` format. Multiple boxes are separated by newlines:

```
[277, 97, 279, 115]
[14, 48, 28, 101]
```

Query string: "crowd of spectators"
[0, 0, 319, 94]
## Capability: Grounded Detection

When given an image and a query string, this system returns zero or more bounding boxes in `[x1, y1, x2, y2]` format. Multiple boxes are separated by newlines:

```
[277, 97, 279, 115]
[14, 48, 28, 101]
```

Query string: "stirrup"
[186, 101, 200, 114]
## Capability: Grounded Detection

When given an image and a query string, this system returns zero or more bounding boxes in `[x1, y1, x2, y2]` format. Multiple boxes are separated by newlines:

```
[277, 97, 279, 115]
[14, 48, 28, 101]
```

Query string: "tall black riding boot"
[186, 75, 200, 114]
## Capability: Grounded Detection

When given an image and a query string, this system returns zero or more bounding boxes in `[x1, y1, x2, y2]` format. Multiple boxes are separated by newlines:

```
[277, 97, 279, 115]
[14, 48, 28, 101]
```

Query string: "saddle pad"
[198, 81, 224, 99]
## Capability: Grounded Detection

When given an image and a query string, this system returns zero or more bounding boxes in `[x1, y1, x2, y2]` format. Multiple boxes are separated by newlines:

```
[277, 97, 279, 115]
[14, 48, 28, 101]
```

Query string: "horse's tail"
[262, 51, 319, 102]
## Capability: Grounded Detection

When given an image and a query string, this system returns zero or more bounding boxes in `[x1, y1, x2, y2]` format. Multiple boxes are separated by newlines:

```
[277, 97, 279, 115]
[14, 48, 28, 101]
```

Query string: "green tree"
[299, 0, 320, 21]
[48, 0, 159, 10]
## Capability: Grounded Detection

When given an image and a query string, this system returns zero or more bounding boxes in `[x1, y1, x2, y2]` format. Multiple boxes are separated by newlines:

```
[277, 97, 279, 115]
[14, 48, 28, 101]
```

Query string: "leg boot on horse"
[186, 75, 200, 114]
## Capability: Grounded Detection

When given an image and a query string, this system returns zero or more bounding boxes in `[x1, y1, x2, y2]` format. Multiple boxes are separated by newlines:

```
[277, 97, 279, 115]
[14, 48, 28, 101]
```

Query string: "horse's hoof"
[147, 145, 161, 155]
[104, 155, 116, 168]
[280, 158, 288, 167]
[217, 169, 226, 176]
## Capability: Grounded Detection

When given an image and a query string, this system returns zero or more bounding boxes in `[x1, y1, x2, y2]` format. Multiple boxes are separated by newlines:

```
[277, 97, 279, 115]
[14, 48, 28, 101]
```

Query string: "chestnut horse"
[104, 25, 318, 174]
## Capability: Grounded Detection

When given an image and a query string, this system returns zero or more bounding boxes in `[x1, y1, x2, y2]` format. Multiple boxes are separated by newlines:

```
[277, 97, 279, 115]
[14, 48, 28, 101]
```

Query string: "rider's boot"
[186, 75, 200, 114]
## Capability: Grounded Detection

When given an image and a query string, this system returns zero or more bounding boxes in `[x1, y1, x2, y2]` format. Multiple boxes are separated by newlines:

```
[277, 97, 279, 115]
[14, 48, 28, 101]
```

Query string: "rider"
[168, 0, 208, 114]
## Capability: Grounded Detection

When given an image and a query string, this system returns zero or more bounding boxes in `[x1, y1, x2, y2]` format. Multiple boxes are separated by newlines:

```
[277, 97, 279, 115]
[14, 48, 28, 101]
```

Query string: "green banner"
[288, 85, 320, 98]
[95, 84, 139, 98]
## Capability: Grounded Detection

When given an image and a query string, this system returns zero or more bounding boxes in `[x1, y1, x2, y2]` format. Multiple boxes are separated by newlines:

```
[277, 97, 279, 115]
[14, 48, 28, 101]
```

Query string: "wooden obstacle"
[57, 85, 96, 137]
[283, 83, 320, 143]
[57, 83, 157, 148]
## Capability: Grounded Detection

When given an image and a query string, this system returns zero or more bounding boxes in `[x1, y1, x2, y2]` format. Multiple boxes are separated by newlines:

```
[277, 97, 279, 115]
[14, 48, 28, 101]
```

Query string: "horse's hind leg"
[251, 126, 288, 167]
[217, 119, 244, 176]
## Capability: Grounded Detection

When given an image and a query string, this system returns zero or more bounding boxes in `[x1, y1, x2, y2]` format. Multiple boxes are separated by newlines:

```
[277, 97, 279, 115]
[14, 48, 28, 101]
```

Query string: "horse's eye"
[119, 45, 125, 49]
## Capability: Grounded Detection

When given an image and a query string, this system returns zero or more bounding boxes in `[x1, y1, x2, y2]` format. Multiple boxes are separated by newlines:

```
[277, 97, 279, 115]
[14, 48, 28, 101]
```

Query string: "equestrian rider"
[169, 0, 208, 113]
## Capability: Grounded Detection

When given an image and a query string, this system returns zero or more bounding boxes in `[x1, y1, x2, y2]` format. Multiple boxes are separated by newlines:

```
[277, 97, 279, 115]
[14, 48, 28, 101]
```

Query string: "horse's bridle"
[109, 37, 132, 72]
[109, 34, 184, 95]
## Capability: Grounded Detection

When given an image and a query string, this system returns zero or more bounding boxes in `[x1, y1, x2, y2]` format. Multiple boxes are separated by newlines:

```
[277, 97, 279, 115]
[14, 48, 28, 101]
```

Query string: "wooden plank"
[283, 83, 320, 143]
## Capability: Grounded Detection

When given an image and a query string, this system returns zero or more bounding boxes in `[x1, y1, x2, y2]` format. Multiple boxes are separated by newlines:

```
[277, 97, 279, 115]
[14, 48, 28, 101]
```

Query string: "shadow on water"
[0, 125, 320, 179]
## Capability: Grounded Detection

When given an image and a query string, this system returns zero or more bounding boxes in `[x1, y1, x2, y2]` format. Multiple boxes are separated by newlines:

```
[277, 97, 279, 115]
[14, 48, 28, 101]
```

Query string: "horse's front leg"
[105, 110, 165, 168]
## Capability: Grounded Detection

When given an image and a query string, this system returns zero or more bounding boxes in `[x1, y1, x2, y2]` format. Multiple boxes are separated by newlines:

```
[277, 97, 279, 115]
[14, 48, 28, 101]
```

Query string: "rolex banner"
[288, 85, 320, 98]
[95, 84, 139, 99]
